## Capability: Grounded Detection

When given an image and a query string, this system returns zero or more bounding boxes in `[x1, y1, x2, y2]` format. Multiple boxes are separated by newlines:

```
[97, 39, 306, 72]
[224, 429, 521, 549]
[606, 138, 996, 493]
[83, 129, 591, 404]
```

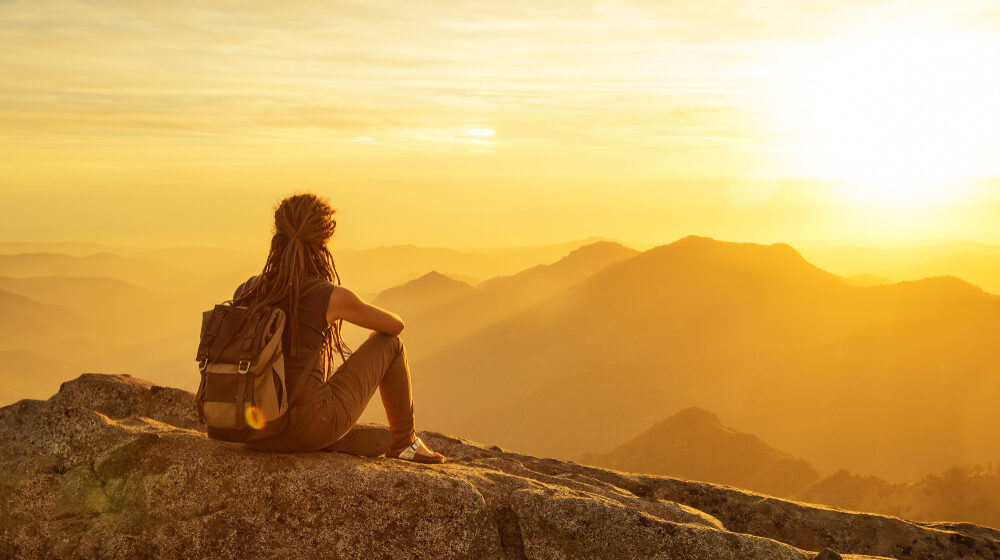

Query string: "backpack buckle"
[237, 360, 251, 374]
[198, 358, 208, 372]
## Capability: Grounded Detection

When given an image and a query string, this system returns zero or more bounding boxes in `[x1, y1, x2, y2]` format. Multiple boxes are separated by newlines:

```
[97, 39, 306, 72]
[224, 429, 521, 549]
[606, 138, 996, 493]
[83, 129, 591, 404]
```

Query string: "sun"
[775, 21, 1000, 207]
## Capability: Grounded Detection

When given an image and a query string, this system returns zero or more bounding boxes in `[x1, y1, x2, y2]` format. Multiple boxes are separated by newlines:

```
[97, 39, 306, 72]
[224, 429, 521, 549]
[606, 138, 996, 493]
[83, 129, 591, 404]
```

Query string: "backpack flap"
[200, 305, 271, 369]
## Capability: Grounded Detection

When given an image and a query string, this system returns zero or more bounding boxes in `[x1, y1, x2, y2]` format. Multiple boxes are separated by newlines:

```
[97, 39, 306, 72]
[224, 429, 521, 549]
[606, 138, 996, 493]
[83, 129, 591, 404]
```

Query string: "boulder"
[2, 374, 998, 559]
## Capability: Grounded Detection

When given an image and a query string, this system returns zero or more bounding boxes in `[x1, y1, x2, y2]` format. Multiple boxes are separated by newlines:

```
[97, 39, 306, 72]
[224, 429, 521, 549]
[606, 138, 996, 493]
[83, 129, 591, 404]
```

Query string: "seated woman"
[232, 192, 444, 463]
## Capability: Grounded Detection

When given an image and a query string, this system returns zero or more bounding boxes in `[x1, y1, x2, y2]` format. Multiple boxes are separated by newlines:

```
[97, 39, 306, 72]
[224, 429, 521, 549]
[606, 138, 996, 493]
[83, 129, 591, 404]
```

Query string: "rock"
[1, 374, 998, 560]
[816, 549, 843, 560]
[49, 373, 202, 430]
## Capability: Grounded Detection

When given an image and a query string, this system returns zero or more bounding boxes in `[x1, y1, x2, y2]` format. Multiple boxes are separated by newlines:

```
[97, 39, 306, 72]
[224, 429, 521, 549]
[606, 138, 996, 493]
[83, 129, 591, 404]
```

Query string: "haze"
[4, 0, 1000, 249]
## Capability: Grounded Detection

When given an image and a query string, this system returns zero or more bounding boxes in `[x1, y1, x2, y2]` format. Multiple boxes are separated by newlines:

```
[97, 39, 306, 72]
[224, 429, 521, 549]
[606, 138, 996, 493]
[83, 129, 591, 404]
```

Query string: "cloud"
[2, 0, 998, 161]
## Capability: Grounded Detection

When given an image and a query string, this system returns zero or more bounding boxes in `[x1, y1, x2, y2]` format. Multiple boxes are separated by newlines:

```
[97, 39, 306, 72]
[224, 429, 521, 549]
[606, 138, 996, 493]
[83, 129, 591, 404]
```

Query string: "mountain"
[476, 241, 640, 294]
[0, 241, 136, 256]
[0, 289, 93, 349]
[578, 407, 819, 497]
[801, 242, 1000, 295]
[411, 236, 1000, 481]
[336, 237, 621, 295]
[0, 249, 259, 299]
[892, 252, 1000, 295]
[2, 373, 997, 560]
[367, 241, 638, 363]
[0, 252, 165, 286]
[372, 271, 476, 318]
[0, 240, 617, 299]
[0, 276, 198, 404]
[0, 275, 156, 320]
[796, 466, 1000, 531]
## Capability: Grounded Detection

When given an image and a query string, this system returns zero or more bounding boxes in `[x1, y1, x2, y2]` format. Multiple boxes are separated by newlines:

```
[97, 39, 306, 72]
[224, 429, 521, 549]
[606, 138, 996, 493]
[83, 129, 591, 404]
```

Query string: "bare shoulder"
[325, 285, 363, 322]
[325, 284, 404, 335]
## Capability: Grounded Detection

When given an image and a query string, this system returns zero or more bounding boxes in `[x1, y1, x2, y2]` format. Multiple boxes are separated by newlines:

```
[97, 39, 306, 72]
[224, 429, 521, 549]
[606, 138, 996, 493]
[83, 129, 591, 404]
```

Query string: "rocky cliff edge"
[2, 373, 998, 560]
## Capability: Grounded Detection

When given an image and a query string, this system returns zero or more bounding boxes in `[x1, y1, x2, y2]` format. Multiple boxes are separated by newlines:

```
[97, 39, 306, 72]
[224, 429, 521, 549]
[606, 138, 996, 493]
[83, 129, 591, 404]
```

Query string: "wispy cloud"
[1, 0, 998, 164]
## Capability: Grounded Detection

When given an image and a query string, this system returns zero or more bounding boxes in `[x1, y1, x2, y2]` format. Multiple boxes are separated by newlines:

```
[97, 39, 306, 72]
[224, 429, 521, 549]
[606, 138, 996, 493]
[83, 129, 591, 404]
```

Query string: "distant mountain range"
[405, 236, 1000, 481]
[371, 241, 639, 361]
[0, 238, 613, 404]
[3, 235, 1000, 486]
[802, 241, 1000, 294]
[796, 465, 1000, 530]
[337, 237, 623, 296]
[578, 407, 819, 497]
[582, 405, 1000, 529]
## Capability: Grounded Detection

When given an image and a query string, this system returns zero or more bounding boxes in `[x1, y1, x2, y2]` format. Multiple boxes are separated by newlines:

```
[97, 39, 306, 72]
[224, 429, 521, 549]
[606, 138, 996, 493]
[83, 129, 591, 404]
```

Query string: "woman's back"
[233, 274, 335, 405]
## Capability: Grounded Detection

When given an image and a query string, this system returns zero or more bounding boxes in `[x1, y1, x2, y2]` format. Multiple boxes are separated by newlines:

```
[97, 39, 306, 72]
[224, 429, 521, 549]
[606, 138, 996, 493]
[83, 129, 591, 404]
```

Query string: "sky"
[2, 0, 1000, 250]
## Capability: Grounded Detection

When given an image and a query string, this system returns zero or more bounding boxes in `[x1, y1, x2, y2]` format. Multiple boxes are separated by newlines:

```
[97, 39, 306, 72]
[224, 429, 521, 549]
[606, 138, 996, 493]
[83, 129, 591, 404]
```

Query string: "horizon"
[4, 232, 1000, 255]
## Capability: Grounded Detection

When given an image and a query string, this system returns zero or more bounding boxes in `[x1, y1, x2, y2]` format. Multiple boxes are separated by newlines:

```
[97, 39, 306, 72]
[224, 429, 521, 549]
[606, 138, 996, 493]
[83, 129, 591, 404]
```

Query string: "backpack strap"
[196, 305, 229, 367]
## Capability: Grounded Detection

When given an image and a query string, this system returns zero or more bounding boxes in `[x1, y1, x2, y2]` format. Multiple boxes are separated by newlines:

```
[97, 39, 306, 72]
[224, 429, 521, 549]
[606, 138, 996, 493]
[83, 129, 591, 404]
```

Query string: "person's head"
[236, 192, 349, 360]
[269, 192, 339, 283]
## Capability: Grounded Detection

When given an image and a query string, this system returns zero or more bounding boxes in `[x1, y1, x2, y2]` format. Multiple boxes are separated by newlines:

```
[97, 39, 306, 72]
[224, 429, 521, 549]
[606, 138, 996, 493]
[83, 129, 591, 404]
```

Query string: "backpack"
[194, 277, 328, 442]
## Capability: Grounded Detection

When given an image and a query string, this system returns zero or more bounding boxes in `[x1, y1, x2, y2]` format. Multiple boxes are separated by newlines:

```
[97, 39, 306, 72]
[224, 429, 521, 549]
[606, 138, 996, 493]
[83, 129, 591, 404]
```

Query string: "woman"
[232, 192, 445, 464]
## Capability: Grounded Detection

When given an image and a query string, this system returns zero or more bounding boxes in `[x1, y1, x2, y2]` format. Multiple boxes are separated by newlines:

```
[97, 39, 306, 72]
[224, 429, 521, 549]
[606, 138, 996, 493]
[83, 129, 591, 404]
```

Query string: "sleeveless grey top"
[233, 274, 335, 405]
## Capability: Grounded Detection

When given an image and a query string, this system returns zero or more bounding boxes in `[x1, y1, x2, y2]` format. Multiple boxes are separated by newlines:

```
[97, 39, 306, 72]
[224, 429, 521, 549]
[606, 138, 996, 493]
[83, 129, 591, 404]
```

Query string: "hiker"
[231, 192, 445, 464]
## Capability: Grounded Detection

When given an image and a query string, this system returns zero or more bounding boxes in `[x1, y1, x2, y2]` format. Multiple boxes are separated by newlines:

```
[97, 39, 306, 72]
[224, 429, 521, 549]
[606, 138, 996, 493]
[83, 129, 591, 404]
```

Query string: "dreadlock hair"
[234, 192, 351, 366]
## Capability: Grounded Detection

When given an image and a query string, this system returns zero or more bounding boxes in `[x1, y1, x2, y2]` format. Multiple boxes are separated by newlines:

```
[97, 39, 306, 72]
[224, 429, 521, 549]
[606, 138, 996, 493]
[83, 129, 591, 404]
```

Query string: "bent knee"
[369, 332, 403, 353]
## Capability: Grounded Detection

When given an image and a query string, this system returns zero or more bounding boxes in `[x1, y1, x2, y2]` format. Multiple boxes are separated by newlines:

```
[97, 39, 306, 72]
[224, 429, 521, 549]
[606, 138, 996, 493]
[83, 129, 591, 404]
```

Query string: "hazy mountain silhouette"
[796, 466, 1000, 530]
[337, 237, 619, 296]
[365, 241, 639, 362]
[476, 240, 639, 294]
[0, 289, 93, 348]
[410, 236, 1000, 481]
[0, 275, 154, 319]
[4, 236, 1000, 484]
[372, 271, 475, 318]
[0, 252, 164, 285]
[0, 240, 625, 405]
[892, 252, 1000, 295]
[803, 242, 1000, 294]
[0, 241, 135, 256]
[578, 407, 820, 497]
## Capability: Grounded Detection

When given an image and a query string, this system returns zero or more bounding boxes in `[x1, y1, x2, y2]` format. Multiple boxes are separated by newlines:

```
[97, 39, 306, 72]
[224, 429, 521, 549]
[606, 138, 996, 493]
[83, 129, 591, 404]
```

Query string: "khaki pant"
[248, 332, 416, 453]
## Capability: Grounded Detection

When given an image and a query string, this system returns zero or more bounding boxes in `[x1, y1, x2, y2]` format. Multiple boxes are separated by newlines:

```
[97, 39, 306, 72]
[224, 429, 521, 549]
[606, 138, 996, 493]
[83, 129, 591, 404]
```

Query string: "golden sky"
[2, 0, 1000, 250]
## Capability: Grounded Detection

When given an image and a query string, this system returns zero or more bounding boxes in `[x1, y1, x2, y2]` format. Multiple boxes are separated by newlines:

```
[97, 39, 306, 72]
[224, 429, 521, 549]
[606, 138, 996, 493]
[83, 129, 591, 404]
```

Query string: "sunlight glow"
[778, 22, 1000, 207]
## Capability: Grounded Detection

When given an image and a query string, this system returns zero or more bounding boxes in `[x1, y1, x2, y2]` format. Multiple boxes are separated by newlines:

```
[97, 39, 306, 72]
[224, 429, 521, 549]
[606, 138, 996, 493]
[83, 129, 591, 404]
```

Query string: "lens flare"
[244, 405, 267, 430]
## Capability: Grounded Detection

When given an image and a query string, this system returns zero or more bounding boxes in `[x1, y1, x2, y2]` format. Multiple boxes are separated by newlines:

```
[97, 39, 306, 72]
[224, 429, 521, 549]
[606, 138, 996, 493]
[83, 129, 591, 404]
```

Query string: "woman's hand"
[326, 286, 405, 335]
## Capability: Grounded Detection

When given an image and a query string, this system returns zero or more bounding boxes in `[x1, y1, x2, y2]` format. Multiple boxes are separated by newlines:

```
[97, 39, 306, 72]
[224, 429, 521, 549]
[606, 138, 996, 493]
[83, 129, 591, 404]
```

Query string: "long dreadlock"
[234, 193, 352, 368]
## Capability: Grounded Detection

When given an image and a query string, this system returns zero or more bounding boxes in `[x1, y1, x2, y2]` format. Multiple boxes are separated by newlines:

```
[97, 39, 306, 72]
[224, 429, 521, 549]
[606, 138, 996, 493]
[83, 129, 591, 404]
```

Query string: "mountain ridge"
[411, 235, 1000, 481]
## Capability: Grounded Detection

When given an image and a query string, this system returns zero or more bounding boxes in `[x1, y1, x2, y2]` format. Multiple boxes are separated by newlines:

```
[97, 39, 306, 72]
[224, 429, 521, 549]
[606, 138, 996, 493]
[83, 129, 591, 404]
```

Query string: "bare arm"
[326, 286, 405, 335]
